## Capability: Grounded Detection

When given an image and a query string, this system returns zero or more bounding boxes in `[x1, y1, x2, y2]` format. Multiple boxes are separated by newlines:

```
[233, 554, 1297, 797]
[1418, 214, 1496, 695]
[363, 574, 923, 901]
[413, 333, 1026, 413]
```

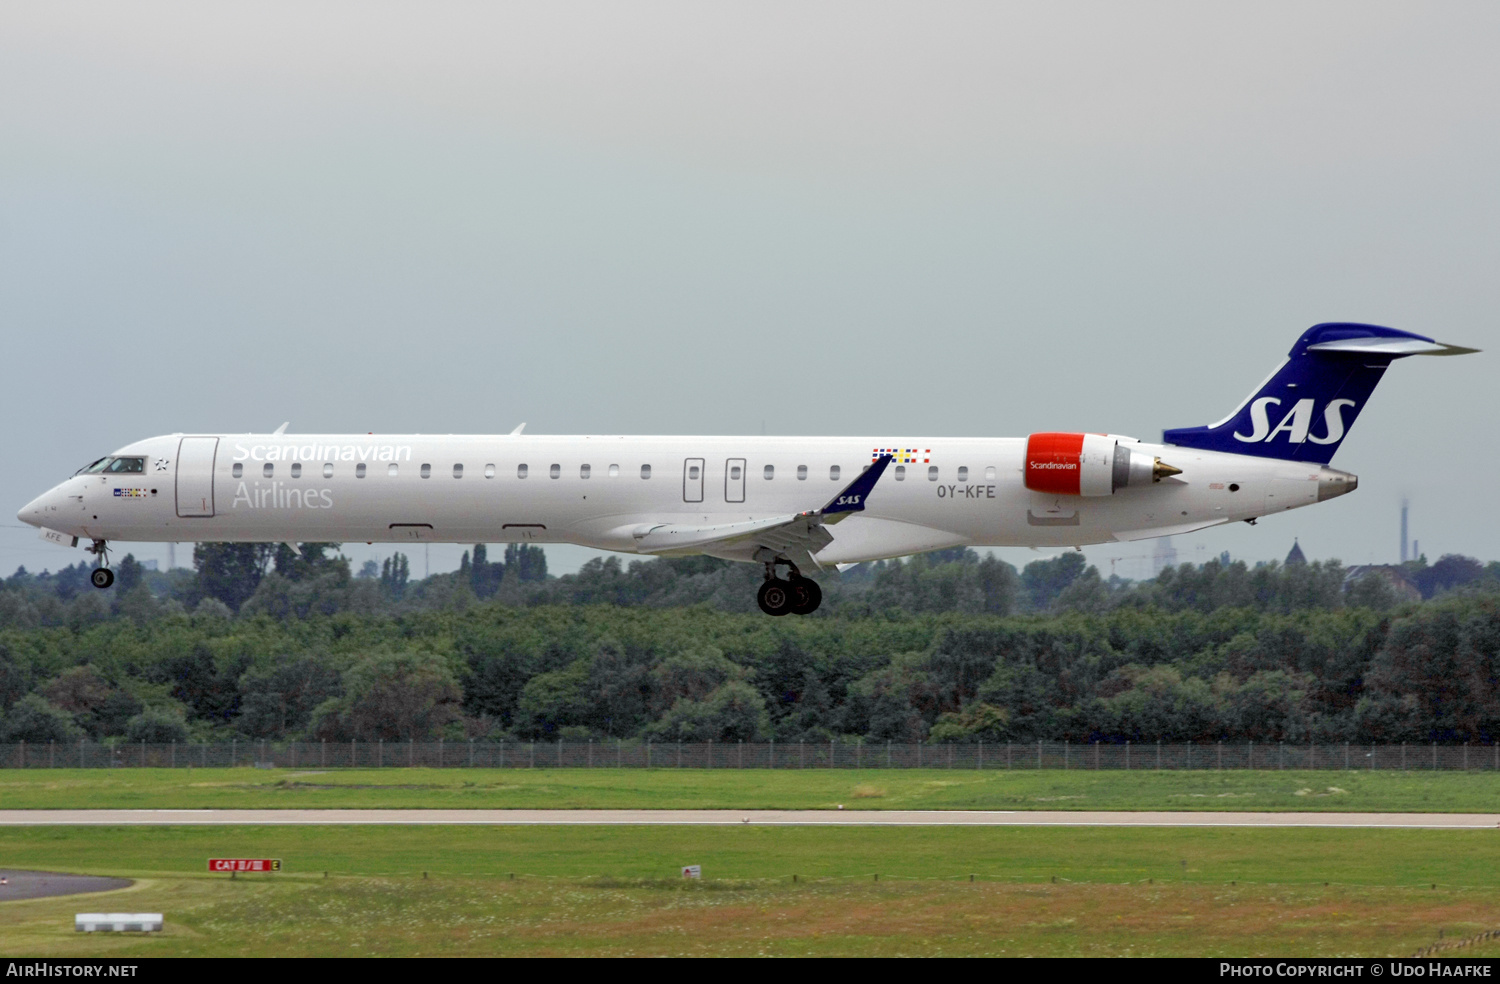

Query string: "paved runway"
[0, 869, 131, 901]
[0, 810, 1496, 828]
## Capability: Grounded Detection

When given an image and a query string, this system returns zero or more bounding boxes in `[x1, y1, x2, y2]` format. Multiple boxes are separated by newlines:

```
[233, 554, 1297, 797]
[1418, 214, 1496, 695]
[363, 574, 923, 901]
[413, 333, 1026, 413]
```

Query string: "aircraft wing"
[1110, 518, 1230, 542]
[631, 455, 894, 570]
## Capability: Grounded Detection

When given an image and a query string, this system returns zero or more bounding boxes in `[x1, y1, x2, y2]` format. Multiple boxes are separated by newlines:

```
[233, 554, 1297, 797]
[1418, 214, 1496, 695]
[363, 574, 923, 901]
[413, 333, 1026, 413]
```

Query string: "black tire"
[757, 578, 793, 616]
[91, 568, 114, 590]
[789, 577, 822, 615]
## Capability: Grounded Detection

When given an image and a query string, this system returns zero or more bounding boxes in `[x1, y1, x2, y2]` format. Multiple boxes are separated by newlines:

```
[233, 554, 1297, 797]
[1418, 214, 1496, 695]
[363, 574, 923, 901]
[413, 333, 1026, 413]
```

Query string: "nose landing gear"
[757, 558, 823, 616]
[86, 540, 114, 589]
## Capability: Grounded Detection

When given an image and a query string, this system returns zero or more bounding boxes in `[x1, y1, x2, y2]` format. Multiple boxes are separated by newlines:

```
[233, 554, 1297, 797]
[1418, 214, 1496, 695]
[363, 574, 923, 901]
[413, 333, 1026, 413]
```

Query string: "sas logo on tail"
[1234, 398, 1356, 445]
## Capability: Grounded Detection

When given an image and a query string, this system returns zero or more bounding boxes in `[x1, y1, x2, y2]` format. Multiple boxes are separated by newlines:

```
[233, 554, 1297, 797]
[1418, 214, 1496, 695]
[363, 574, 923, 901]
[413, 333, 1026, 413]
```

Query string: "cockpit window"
[78, 456, 146, 475]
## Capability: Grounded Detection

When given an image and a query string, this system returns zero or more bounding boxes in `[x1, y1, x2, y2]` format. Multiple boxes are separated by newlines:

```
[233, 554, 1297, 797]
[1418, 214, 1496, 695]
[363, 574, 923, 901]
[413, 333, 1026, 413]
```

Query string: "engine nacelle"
[1024, 433, 1176, 496]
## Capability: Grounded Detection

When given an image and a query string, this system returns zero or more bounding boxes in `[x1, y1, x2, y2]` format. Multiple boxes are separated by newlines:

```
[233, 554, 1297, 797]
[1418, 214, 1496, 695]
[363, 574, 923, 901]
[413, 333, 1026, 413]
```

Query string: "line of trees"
[0, 543, 1496, 747]
[4, 542, 1495, 629]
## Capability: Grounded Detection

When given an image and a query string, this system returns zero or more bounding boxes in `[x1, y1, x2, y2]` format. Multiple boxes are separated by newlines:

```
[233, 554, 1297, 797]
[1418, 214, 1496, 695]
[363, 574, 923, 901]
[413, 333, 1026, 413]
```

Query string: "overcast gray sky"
[2, 1, 1495, 581]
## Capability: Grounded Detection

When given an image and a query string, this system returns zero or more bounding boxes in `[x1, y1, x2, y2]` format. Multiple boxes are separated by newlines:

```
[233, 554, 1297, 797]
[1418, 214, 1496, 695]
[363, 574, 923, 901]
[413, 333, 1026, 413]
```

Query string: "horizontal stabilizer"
[1305, 337, 1479, 356]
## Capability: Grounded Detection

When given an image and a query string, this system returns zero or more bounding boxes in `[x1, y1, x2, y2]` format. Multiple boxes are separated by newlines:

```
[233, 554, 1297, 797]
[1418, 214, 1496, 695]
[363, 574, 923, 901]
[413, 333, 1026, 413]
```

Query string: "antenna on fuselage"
[510, 423, 526, 435]
[272, 422, 289, 435]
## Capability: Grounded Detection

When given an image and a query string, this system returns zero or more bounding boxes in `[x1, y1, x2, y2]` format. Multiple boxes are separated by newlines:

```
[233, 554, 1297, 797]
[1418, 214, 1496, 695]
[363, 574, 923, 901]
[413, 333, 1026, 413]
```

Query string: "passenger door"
[176, 437, 219, 517]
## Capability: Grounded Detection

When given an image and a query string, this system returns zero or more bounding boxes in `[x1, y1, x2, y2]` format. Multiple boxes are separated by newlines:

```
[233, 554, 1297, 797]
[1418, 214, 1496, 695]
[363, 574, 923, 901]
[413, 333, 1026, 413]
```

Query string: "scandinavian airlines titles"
[232, 443, 413, 463]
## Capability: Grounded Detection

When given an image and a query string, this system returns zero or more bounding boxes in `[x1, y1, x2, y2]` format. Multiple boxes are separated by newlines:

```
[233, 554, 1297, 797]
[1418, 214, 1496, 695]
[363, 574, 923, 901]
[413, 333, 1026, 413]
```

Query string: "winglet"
[821, 454, 894, 519]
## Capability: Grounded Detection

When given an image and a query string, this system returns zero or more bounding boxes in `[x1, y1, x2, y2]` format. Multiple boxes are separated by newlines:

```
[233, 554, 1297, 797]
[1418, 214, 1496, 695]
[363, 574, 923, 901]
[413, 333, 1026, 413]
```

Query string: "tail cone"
[1316, 467, 1358, 501]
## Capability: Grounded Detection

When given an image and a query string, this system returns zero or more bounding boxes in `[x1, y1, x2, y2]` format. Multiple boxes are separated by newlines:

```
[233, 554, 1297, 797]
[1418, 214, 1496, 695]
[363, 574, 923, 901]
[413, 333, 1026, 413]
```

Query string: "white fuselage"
[19, 432, 1354, 566]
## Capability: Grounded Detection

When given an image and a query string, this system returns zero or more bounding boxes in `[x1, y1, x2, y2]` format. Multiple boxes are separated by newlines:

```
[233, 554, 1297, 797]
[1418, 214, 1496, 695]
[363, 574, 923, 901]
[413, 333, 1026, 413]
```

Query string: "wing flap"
[1111, 518, 1229, 542]
[632, 515, 798, 553]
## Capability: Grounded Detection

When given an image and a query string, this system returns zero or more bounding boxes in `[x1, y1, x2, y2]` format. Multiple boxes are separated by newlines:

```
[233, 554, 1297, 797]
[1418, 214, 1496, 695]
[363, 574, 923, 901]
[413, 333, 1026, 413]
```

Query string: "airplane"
[17, 323, 1476, 616]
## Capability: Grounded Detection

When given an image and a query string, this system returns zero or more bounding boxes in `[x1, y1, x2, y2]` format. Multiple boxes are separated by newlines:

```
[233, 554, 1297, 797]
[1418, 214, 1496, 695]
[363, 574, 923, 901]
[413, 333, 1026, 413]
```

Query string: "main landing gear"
[86, 539, 114, 589]
[756, 559, 822, 617]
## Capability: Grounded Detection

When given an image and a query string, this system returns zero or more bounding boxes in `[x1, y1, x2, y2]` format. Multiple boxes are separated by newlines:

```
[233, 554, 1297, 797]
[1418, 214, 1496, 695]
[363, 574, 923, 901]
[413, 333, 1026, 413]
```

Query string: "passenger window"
[518, 464, 528, 479]
[829, 465, 840, 481]
[957, 466, 968, 482]
[420, 463, 431, 479]
[388, 463, 399, 477]
[549, 464, 560, 479]
[263, 463, 274, 478]
[484, 464, 495, 479]
[730, 464, 742, 480]
[797, 465, 807, 481]
[232, 463, 243, 478]
[894, 465, 906, 481]
[356, 463, 367, 478]
[608, 464, 619, 477]
[641, 464, 652, 479]
[323, 463, 334, 478]
[985, 466, 996, 481]
[580, 464, 591, 479]
[688, 465, 700, 480]
[453, 464, 463, 478]
[290, 462, 302, 479]
[764, 465, 774, 480]
[928, 466, 939, 481]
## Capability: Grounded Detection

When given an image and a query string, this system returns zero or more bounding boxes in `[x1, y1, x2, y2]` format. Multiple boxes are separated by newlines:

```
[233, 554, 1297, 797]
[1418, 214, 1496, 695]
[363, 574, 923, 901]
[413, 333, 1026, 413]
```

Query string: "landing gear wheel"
[757, 578, 794, 616]
[789, 578, 822, 615]
[90, 568, 114, 590]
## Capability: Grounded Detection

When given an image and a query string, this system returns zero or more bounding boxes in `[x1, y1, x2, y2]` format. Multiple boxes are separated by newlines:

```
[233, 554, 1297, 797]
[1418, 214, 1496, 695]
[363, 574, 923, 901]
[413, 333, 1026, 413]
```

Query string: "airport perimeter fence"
[0, 740, 1498, 771]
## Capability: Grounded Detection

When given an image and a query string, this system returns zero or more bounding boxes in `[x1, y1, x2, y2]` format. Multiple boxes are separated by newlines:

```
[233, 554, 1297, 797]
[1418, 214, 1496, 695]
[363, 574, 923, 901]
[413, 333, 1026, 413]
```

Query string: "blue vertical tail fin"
[1162, 323, 1476, 464]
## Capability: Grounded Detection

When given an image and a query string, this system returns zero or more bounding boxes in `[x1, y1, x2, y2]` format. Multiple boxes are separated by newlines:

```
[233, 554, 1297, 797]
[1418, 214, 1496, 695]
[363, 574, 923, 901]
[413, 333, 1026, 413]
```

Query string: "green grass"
[0, 767, 1497, 812]
[3, 826, 1500, 956]
[3, 824, 1500, 884]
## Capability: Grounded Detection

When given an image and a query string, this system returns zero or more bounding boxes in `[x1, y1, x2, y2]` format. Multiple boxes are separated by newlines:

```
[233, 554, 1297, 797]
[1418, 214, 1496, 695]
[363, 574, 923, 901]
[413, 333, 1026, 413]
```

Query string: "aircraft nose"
[18, 494, 45, 527]
[17, 485, 68, 528]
